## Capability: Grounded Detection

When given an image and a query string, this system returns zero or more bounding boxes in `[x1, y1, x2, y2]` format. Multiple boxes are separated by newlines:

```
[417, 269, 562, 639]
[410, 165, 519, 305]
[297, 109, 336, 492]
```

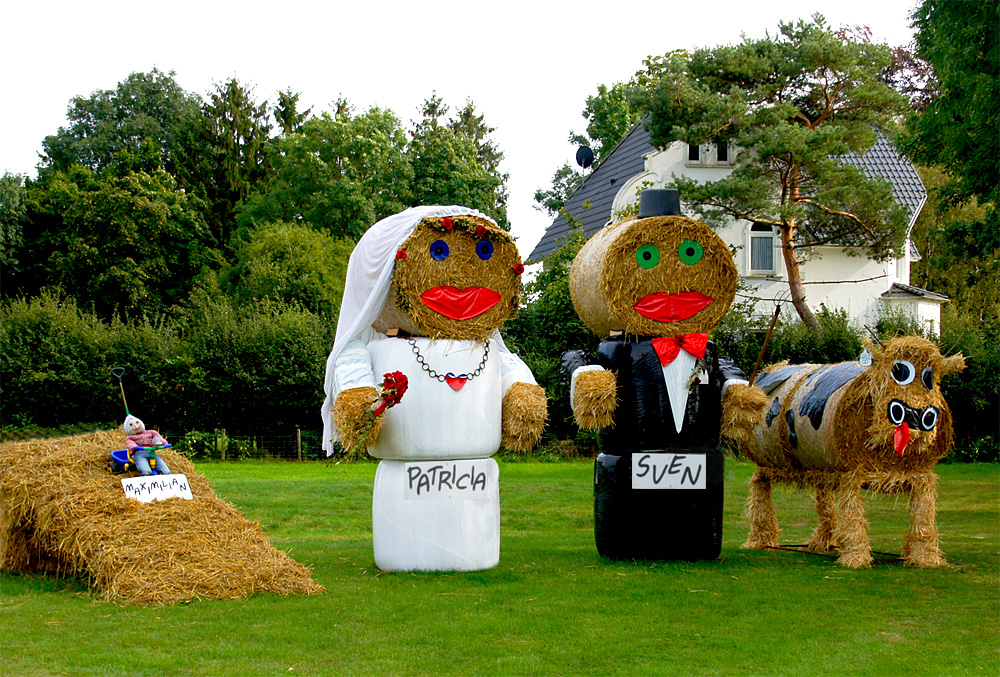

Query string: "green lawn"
[1, 459, 997, 676]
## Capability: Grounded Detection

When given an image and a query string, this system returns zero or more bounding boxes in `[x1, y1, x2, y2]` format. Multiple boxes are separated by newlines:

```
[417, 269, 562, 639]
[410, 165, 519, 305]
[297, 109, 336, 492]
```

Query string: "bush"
[502, 227, 596, 442]
[1, 292, 108, 427]
[713, 304, 862, 376]
[219, 221, 354, 319]
[180, 294, 334, 434]
[0, 291, 194, 431]
[1, 290, 335, 439]
[938, 308, 1000, 462]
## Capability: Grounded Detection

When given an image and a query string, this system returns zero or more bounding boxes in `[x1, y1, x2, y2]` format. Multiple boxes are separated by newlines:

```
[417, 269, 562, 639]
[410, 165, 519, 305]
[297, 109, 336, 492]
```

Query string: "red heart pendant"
[445, 373, 468, 391]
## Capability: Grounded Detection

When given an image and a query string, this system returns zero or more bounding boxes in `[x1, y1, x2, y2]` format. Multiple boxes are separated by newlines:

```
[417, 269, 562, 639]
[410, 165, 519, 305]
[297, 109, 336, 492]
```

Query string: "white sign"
[404, 461, 490, 500]
[121, 474, 193, 503]
[632, 453, 706, 490]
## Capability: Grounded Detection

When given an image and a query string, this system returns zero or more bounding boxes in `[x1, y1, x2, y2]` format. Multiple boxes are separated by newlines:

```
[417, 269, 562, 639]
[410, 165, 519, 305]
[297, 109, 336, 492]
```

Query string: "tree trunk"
[779, 222, 823, 338]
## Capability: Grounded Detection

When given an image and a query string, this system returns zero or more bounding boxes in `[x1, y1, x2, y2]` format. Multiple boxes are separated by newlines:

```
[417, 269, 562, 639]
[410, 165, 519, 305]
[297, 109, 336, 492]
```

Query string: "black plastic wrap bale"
[591, 337, 728, 561]
[594, 447, 724, 561]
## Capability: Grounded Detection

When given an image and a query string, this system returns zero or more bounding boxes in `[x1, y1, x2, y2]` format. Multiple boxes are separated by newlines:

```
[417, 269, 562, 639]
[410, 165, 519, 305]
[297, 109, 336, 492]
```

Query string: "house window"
[749, 224, 776, 274]
[687, 141, 732, 165]
[716, 141, 729, 163]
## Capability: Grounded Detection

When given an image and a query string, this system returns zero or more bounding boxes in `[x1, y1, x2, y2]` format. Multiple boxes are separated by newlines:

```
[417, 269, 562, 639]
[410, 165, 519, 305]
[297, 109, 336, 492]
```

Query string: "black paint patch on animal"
[798, 362, 865, 430]
[765, 397, 780, 427]
[754, 364, 811, 395]
[786, 409, 797, 448]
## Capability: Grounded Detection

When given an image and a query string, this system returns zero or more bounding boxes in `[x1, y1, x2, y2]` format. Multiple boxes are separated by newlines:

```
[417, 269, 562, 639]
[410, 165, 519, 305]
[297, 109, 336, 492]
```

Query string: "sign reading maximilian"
[404, 460, 492, 500]
[121, 474, 193, 503]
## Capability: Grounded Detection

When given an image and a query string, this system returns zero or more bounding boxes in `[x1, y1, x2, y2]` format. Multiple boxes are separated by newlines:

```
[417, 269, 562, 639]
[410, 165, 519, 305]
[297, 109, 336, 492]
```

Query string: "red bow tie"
[651, 333, 708, 366]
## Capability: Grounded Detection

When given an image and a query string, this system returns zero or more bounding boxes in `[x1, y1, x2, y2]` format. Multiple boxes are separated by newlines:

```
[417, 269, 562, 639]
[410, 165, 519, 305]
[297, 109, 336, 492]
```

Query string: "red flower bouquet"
[344, 371, 409, 451]
[372, 371, 408, 416]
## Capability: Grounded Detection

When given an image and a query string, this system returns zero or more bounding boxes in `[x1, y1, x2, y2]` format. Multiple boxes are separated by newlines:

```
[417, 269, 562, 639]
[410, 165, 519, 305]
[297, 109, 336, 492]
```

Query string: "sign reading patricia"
[404, 461, 490, 500]
[632, 453, 706, 490]
[121, 474, 193, 503]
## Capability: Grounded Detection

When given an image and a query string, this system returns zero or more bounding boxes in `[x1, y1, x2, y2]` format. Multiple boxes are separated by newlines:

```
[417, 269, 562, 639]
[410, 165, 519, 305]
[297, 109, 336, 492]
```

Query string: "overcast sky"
[1, 0, 920, 258]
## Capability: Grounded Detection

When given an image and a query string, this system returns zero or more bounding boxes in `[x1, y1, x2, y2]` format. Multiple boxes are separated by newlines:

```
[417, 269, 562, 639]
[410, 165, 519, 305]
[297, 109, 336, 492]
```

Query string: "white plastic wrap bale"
[372, 458, 500, 572]
[368, 338, 504, 460]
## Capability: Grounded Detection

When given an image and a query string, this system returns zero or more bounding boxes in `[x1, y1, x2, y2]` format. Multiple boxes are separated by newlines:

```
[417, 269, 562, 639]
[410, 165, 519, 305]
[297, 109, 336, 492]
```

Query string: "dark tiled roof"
[880, 282, 949, 300]
[840, 132, 927, 221]
[529, 126, 927, 261]
[527, 122, 654, 261]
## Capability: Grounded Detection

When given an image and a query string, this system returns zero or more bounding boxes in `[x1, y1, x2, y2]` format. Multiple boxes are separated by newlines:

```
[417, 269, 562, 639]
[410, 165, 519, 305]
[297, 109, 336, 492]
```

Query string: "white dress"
[333, 336, 537, 461]
[333, 335, 537, 571]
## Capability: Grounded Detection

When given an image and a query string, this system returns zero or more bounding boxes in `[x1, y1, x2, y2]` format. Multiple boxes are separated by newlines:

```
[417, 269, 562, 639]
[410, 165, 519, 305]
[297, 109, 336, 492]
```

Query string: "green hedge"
[1, 292, 334, 437]
[2, 292, 995, 462]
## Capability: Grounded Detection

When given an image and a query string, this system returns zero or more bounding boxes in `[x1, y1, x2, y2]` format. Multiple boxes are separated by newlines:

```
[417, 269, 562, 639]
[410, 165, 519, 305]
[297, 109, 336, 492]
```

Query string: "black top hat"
[638, 189, 681, 218]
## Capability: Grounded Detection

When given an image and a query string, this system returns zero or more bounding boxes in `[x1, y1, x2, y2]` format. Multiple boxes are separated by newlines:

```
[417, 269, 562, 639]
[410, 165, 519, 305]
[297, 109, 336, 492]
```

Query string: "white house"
[528, 122, 948, 335]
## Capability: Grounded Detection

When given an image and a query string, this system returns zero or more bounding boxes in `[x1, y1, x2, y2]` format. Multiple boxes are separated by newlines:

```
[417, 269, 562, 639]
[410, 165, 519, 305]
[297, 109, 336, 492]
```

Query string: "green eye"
[678, 240, 704, 265]
[636, 243, 660, 269]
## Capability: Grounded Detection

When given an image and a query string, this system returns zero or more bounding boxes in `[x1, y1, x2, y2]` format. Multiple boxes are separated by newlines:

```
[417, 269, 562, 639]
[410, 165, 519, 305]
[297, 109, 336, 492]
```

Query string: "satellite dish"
[575, 146, 594, 169]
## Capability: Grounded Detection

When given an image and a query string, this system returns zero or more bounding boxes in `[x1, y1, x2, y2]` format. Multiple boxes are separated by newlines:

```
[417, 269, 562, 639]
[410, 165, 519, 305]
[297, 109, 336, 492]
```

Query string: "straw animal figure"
[563, 189, 768, 560]
[0, 431, 323, 604]
[740, 336, 965, 568]
[321, 206, 546, 572]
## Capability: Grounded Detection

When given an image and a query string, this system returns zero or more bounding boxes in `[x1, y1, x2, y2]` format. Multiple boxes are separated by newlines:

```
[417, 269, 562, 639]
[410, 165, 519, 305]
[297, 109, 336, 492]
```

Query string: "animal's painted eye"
[920, 407, 939, 431]
[891, 360, 915, 385]
[636, 243, 660, 269]
[921, 367, 934, 390]
[476, 239, 494, 260]
[429, 240, 450, 261]
[887, 400, 906, 425]
[678, 240, 704, 265]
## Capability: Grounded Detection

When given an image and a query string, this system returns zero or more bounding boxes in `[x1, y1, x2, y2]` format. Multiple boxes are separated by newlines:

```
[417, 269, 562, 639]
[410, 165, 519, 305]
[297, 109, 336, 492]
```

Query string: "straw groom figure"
[564, 189, 768, 560]
[321, 206, 546, 572]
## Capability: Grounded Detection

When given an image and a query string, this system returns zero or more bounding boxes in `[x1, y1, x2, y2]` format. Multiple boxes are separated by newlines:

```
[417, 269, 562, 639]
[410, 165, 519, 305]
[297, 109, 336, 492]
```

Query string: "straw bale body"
[0, 431, 323, 604]
[741, 336, 965, 568]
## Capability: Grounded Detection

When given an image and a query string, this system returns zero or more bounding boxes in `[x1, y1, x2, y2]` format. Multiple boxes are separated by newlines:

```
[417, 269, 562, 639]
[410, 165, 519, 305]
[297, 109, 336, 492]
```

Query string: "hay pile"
[0, 431, 324, 605]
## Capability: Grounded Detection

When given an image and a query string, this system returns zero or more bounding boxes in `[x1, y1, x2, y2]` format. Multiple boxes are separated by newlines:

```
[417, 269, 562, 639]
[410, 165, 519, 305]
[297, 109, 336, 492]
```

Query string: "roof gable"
[529, 125, 927, 261]
[527, 122, 654, 261]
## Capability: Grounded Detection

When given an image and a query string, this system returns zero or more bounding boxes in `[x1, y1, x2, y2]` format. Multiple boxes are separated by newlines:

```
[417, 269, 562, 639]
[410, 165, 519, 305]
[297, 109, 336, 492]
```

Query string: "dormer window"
[686, 141, 733, 166]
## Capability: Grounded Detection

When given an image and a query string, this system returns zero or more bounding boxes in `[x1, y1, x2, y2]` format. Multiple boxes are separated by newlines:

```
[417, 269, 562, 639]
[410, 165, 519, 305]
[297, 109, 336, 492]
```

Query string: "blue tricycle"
[107, 445, 172, 475]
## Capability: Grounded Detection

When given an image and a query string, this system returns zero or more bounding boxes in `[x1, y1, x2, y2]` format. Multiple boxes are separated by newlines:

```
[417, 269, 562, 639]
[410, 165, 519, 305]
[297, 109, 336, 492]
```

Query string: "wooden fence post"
[297, 428, 302, 461]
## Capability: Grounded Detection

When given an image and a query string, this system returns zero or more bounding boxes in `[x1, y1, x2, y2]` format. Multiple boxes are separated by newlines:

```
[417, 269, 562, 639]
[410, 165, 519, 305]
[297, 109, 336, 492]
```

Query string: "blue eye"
[430, 240, 450, 261]
[476, 239, 494, 260]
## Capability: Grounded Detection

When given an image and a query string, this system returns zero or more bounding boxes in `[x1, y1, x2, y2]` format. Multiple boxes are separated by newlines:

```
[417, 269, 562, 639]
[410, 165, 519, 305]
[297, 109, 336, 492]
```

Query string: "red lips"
[633, 291, 714, 323]
[420, 286, 501, 321]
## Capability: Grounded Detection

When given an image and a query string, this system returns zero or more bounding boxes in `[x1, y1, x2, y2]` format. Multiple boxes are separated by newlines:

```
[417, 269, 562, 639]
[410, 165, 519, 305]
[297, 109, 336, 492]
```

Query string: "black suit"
[564, 337, 747, 561]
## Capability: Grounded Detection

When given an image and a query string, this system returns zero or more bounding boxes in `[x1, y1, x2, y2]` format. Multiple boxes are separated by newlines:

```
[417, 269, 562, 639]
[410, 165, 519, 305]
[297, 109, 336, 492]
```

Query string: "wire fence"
[164, 429, 330, 462]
